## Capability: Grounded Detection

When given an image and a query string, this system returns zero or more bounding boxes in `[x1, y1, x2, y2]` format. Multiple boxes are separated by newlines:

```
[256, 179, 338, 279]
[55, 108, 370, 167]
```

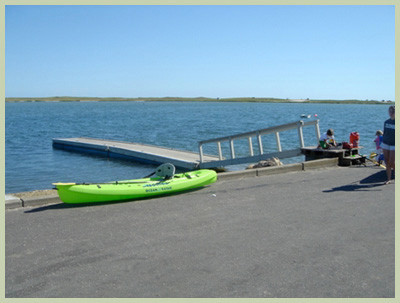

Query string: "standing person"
[381, 106, 395, 184]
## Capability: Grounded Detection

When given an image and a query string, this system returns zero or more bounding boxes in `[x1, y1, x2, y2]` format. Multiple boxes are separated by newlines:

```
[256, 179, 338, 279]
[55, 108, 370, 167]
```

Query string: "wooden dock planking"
[53, 137, 221, 170]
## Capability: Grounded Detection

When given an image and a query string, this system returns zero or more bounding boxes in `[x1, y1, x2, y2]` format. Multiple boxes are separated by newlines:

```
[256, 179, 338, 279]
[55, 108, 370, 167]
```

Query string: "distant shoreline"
[5, 96, 394, 105]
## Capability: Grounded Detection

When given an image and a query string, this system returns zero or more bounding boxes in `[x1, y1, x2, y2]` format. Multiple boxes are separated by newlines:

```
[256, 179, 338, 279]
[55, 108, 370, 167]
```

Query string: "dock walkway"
[53, 137, 220, 170]
[53, 120, 321, 170]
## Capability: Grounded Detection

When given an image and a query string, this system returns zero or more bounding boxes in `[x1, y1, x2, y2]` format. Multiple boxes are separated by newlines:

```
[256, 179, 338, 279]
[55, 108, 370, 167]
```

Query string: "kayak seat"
[155, 163, 176, 180]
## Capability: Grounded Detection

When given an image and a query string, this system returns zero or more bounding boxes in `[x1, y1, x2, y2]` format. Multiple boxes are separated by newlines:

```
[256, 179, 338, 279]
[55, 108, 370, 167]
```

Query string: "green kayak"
[53, 169, 217, 204]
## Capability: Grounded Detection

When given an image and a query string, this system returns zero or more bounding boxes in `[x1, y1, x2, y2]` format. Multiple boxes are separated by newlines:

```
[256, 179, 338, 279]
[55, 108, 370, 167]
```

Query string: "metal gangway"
[198, 120, 321, 168]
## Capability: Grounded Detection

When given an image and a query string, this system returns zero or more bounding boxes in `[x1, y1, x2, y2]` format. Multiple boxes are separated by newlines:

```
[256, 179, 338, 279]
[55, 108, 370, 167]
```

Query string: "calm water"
[5, 101, 390, 193]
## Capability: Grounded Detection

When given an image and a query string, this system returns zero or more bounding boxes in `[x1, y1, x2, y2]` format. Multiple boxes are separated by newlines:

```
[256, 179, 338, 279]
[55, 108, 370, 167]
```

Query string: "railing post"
[257, 131, 263, 155]
[298, 121, 305, 148]
[229, 138, 235, 159]
[217, 141, 223, 160]
[275, 132, 282, 152]
[248, 137, 254, 156]
[315, 119, 321, 144]
[199, 143, 204, 163]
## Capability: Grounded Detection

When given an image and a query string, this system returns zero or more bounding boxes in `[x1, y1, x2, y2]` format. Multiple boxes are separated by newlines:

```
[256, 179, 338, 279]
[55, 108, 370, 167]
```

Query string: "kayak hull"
[53, 169, 217, 204]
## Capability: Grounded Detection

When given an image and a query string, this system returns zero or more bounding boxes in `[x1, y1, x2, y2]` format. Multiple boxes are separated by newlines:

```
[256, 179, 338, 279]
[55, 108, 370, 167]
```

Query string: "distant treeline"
[5, 96, 394, 105]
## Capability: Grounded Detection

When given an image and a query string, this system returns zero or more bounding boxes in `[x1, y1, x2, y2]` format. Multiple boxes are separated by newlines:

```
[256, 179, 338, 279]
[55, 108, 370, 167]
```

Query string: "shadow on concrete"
[359, 170, 394, 184]
[24, 186, 206, 213]
[323, 170, 393, 193]
[23, 199, 142, 212]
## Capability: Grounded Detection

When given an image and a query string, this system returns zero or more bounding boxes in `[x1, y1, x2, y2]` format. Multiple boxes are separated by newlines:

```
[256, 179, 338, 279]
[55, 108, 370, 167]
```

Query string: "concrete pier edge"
[5, 158, 338, 210]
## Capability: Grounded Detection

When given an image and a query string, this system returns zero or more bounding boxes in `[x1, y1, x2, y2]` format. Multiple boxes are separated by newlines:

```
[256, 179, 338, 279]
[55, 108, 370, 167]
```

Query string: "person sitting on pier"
[319, 129, 337, 149]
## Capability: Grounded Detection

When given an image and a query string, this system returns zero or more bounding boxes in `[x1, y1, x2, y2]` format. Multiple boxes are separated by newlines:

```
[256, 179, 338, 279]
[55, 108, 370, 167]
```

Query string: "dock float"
[52, 137, 221, 170]
[54, 120, 349, 170]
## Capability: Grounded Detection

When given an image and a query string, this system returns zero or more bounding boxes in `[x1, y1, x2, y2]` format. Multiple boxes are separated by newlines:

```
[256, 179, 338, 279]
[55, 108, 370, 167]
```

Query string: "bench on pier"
[301, 146, 366, 166]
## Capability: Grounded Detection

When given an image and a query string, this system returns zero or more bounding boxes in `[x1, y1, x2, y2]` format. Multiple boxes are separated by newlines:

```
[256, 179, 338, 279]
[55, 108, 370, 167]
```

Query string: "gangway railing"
[198, 120, 320, 168]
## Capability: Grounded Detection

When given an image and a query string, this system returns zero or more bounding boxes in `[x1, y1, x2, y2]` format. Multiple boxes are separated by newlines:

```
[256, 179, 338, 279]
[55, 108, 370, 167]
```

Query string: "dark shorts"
[381, 143, 395, 151]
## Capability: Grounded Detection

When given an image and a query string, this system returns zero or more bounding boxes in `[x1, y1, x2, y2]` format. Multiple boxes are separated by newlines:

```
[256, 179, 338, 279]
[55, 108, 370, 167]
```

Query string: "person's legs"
[389, 149, 395, 177]
[383, 149, 392, 183]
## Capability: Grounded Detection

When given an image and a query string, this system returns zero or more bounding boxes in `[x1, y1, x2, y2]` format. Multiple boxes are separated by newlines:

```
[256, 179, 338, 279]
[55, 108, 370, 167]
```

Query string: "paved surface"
[5, 165, 394, 298]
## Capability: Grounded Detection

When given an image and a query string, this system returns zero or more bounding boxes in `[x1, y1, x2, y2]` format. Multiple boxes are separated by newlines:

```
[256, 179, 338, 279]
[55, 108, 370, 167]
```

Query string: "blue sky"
[5, 5, 395, 100]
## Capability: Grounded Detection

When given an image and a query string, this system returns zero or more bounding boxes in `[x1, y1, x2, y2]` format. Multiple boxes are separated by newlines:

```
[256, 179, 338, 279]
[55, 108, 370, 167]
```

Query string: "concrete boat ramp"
[6, 164, 394, 297]
[53, 137, 220, 169]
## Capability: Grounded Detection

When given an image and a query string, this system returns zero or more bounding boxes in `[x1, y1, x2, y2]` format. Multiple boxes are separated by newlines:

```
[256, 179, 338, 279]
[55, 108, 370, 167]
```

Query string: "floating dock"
[53, 120, 322, 170]
[52, 137, 221, 170]
[53, 120, 361, 170]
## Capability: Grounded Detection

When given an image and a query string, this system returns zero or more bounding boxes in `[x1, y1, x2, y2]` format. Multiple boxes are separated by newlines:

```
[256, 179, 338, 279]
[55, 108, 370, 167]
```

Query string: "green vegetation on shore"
[5, 96, 394, 105]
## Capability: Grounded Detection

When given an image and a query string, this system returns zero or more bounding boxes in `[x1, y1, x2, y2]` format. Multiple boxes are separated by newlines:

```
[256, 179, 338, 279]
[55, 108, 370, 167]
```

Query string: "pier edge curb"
[5, 158, 338, 209]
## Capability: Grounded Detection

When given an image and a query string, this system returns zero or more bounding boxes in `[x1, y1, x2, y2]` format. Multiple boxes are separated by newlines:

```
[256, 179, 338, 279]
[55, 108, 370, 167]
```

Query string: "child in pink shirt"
[374, 130, 384, 165]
